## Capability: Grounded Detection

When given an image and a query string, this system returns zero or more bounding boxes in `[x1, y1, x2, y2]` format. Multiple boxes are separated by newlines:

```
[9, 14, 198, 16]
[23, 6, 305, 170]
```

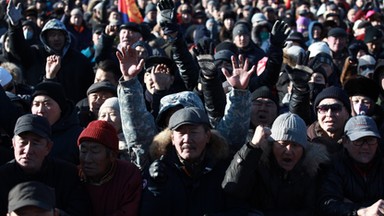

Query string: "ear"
[341, 136, 348, 147]
[205, 129, 211, 142]
[45, 139, 53, 154]
[171, 132, 175, 146]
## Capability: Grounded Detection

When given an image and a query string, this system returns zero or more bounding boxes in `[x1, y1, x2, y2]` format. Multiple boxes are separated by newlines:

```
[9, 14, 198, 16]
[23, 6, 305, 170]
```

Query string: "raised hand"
[222, 55, 255, 90]
[157, 0, 178, 35]
[151, 64, 173, 91]
[105, 24, 118, 37]
[45, 55, 61, 79]
[116, 45, 144, 81]
[7, 0, 22, 26]
[251, 125, 271, 149]
[270, 20, 290, 48]
[193, 39, 216, 78]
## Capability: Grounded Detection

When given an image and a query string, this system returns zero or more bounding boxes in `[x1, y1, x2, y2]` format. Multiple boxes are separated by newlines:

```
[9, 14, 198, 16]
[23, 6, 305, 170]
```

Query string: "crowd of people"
[1, 0, 384, 215]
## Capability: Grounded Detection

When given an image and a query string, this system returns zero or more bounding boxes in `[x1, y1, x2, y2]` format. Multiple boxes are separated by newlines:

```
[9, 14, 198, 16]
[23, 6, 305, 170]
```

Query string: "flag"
[118, 0, 143, 24]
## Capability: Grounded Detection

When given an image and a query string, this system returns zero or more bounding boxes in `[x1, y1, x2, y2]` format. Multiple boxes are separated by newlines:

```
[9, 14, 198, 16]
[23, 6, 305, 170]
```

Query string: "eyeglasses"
[360, 65, 375, 71]
[317, 104, 343, 114]
[352, 137, 378, 147]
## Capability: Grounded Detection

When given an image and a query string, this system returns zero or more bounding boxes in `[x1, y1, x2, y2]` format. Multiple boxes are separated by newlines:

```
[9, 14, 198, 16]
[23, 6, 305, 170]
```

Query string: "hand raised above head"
[116, 45, 144, 81]
[222, 54, 255, 90]
[7, 0, 22, 26]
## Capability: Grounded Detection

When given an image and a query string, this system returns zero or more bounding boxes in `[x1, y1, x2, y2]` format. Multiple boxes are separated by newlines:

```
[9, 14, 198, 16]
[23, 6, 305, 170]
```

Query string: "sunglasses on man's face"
[316, 104, 343, 114]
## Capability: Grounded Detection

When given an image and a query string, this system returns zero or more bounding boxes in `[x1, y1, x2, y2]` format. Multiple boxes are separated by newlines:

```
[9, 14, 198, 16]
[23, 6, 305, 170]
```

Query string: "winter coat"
[50, 101, 83, 165]
[0, 157, 90, 215]
[318, 150, 384, 215]
[222, 141, 329, 216]
[8, 19, 94, 103]
[140, 128, 231, 216]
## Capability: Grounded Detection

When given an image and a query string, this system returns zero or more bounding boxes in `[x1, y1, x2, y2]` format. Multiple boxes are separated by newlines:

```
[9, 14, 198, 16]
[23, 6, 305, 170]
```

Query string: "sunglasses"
[316, 104, 343, 114]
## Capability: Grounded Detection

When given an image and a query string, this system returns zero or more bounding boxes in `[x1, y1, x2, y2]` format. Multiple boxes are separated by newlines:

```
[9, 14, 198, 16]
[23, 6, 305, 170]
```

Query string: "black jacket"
[140, 129, 231, 216]
[318, 151, 384, 215]
[0, 157, 90, 215]
[222, 142, 329, 215]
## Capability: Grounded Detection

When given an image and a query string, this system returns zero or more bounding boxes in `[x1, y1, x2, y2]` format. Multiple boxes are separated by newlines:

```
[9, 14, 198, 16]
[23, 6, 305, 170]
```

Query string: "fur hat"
[77, 120, 118, 151]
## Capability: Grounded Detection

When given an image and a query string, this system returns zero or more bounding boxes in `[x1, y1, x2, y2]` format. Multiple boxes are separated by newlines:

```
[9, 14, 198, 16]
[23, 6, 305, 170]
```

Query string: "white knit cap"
[98, 97, 119, 116]
[0, 67, 12, 87]
[308, 42, 332, 58]
[270, 112, 308, 148]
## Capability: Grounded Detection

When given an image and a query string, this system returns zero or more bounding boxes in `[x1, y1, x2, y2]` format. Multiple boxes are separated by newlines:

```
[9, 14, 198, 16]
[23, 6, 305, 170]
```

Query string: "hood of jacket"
[156, 91, 205, 126]
[149, 128, 229, 165]
[40, 19, 71, 56]
[307, 21, 323, 43]
[259, 140, 329, 177]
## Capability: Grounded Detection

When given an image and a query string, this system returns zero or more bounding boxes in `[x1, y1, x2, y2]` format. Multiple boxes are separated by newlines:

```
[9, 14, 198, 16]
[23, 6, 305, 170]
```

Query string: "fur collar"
[149, 128, 229, 163]
[259, 141, 329, 177]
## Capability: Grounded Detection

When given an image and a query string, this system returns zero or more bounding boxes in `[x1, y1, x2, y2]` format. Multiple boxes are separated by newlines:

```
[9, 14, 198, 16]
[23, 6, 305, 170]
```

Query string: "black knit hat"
[32, 81, 67, 113]
[314, 86, 351, 114]
[251, 86, 279, 107]
[364, 26, 383, 43]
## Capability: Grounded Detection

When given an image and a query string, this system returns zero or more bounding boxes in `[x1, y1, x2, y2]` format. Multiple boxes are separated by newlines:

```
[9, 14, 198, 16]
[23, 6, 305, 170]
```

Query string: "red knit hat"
[77, 120, 118, 151]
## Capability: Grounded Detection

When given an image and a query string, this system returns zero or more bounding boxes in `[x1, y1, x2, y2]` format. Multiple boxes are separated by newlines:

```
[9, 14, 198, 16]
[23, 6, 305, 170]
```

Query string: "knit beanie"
[313, 86, 351, 114]
[270, 112, 308, 148]
[32, 81, 67, 113]
[232, 22, 250, 38]
[77, 120, 118, 151]
[251, 86, 279, 108]
[98, 97, 119, 116]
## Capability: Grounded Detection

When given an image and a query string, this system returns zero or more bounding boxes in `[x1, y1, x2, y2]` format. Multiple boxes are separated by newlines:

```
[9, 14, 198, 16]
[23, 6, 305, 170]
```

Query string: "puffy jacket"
[140, 128, 230, 216]
[8, 19, 94, 103]
[222, 142, 329, 215]
[319, 151, 384, 215]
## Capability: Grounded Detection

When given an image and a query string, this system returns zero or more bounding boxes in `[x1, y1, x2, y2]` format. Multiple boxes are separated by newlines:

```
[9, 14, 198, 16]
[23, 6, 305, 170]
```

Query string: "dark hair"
[95, 60, 120, 81]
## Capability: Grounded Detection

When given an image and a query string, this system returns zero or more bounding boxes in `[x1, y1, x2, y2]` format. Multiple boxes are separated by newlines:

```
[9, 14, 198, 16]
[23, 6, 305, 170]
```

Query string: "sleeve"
[222, 143, 263, 200]
[118, 77, 158, 170]
[215, 89, 251, 151]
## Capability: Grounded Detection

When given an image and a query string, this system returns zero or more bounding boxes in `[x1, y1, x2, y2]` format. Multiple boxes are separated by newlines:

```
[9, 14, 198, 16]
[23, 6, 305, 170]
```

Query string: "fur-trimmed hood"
[259, 141, 329, 177]
[149, 128, 229, 163]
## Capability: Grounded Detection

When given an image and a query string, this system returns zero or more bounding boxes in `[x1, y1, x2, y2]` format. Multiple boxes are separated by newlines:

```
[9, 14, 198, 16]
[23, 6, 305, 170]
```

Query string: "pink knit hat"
[77, 120, 118, 151]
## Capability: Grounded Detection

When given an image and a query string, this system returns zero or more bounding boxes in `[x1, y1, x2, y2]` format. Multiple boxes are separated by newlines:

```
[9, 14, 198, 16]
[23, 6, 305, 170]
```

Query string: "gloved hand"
[193, 39, 217, 78]
[7, 0, 22, 26]
[270, 20, 290, 48]
[157, 0, 178, 35]
[286, 64, 313, 89]
[149, 155, 167, 183]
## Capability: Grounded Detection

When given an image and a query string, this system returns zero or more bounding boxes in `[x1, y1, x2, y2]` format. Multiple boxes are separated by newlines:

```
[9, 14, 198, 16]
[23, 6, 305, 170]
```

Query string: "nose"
[23, 143, 32, 154]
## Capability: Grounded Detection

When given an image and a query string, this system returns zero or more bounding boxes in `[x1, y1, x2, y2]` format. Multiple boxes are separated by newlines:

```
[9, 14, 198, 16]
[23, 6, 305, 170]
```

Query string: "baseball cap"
[86, 81, 117, 96]
[8, 181, 55, 213]
[14, 114, 51, 138]
[344, 115, 381, 141]
[168, 107, 210, 130]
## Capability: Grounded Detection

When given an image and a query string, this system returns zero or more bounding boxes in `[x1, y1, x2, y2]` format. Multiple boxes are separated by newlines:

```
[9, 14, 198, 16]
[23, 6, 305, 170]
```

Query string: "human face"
[233, 34, 250, 48]
[94, 69, 118, 86]
[79, 141, 115, 180]
[350, 95, 373, 116]
[251, 98, 278, 127]
[119, 29, 142, 46]
[135, 46, 149, 61]
[344, 136, 378, 163]
[8, 206, 56, 216]
[98, 107, 122, 132]
[309, 72, 326, 84]
[171, 124, 211, 162]
[312, 25, 322, 39]
[224, 18, 234, 30]
[46, 30, 66, 52]
[317, 98, 350, 137]
[12, 132, 52, 174]
[367, 41, 380, 55]
[146, 11, 157, 22]
[272, 140, 304, 171]
[70, 14, 83, 26]
[327, 36, 347, 53]
[88, 91, 114, 116]
[31, 95, 61, 126]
